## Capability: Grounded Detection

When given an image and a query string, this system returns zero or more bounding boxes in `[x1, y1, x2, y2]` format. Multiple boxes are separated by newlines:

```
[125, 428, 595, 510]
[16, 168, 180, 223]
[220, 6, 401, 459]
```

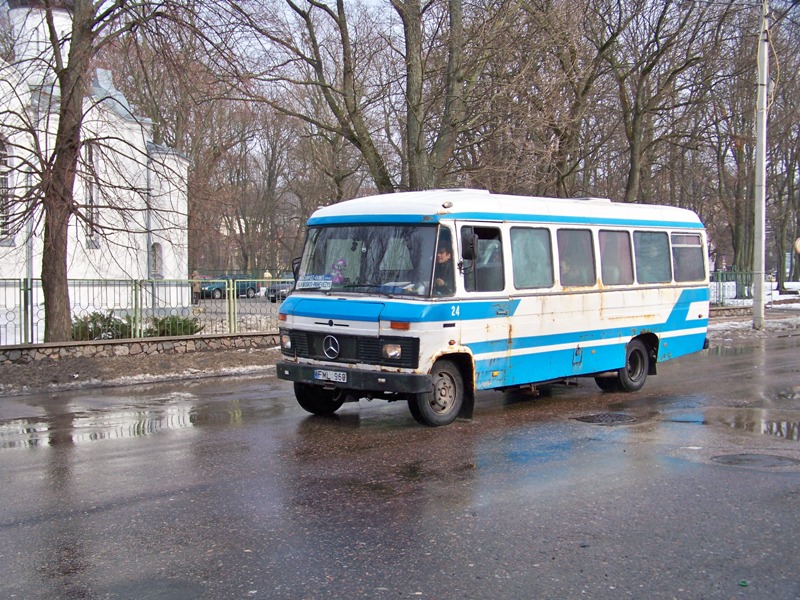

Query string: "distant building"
[0, 0, 189, 282]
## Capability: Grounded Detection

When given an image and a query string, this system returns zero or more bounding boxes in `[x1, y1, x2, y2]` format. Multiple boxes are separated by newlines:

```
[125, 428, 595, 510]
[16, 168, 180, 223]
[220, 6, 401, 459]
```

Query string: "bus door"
[458, 224, 512, 389]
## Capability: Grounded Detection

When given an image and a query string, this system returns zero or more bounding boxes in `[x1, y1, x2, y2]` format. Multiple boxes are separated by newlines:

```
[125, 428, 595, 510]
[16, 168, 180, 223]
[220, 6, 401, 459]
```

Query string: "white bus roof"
[307, 189, 704, 230]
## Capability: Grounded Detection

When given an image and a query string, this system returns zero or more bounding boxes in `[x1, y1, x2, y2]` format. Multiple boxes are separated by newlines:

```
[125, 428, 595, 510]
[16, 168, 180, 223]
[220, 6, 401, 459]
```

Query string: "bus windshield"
[296, 224, 440, 297]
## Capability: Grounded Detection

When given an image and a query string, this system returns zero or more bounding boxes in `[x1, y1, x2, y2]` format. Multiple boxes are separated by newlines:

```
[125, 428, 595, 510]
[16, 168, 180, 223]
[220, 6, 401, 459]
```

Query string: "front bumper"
[276, 361, 431, 394]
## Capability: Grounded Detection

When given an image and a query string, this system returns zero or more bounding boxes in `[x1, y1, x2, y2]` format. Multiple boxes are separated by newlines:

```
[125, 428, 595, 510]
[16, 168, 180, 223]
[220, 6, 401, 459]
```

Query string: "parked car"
[266, 279, 293, 303]
[200, 276, 260, 299]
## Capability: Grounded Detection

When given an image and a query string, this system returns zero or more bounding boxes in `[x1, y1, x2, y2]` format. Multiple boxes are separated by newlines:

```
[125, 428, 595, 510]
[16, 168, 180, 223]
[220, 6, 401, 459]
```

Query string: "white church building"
[0, 0, 189, 282]
[0, 1, 190, 344]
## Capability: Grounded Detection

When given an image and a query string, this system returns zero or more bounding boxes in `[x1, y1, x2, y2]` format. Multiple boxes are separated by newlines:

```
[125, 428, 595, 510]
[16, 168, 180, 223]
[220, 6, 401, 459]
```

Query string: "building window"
[85, 143, 100, 249]
[0, 137, 13, 244]
[150, 242, 163, 279]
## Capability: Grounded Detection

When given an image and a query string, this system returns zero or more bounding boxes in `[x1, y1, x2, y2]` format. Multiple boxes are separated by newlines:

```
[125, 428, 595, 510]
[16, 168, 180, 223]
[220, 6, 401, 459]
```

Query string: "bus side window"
[672, 233, 706, 282]
[557, 229, 595, 287]
[461, 226, 504, 292]
[634, 231, 671, 283]
[599, 230, 634, 285]
[511, 227, 553, 288]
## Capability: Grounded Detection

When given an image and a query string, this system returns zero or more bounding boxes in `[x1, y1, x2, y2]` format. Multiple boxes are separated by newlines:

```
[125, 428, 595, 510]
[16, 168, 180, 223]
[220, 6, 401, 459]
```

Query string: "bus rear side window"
[599, 230, 634, 285]
[634, 231, 671, 283]
[672, 233, 705, 282]
[511, 227, 553, 289]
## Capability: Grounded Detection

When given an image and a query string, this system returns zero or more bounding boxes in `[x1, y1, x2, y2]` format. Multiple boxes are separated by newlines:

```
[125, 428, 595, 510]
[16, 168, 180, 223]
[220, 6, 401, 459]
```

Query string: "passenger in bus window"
[434, 242, 455, 295]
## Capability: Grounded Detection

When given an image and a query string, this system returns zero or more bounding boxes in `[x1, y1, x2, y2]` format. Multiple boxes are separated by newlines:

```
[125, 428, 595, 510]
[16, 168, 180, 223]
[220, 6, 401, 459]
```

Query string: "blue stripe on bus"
[468, 288, 709, 388]
[308, 212, 704, 229]
[467, 287, 708, 356]
[282, 296, 523, 322]
[283, 287, 708, 328]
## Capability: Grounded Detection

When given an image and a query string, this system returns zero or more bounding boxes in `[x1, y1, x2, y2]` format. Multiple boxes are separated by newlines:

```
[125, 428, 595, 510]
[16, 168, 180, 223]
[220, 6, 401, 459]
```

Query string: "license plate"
[314, 369, 347, 383]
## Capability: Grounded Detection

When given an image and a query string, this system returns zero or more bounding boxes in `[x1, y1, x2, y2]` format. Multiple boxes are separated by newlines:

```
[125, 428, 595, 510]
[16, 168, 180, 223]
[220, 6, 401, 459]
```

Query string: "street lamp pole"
[753, 0, 769, 330]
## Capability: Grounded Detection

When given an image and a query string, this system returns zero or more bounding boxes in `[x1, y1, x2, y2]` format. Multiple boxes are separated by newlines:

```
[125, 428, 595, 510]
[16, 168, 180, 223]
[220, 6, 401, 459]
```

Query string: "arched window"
[0, 137, 11, 240]
[84, 142, 100, 249]
[150, 242, 163, 279]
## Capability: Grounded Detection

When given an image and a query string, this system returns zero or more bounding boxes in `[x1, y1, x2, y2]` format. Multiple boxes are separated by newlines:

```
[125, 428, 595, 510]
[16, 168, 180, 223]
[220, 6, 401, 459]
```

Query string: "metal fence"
[0, 278, 291, 346]
[709, 271, 754, 307]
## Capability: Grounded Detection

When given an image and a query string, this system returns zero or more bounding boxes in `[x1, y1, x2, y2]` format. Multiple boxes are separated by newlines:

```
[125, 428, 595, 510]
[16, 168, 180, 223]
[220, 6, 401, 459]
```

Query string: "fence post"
[19, 278, 29, 344]
[227, 279, 237, 333]
[132, 280, 142, 338]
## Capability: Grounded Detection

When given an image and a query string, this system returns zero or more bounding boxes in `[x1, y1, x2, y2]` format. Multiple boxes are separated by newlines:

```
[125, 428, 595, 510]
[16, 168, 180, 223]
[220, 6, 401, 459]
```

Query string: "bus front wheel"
[408, 360, 464, 427]
[294, 382, 345, 415]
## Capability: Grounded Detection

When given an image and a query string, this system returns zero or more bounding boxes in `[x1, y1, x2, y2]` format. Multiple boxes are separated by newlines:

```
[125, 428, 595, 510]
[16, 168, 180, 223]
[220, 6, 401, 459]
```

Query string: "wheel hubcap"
[430, 373, 455, 413]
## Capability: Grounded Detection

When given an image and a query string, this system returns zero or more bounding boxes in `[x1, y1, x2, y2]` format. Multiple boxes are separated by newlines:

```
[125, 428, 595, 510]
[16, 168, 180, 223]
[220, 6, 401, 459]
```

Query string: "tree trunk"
[41, 0, 93, 342]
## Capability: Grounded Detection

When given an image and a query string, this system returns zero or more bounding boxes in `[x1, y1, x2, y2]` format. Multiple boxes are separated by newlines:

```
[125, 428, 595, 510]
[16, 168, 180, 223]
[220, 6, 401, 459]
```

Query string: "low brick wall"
[0, 308, 750, 366]
[709, 306, 752, 318]
[0, 333, 280, 366]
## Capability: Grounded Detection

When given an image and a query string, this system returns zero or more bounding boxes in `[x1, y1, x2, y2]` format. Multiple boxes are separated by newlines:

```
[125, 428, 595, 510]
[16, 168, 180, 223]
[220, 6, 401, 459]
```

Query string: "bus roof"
[306, 189, 705, 230]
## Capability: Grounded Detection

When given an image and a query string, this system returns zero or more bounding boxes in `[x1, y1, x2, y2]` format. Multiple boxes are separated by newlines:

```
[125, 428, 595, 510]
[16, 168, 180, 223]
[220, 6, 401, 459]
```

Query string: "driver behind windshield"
[433, 234, 455, 296]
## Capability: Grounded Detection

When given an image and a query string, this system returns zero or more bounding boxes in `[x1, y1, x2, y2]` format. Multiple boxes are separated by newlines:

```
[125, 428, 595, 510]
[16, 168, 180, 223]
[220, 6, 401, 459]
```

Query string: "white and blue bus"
[277, 189, 709, 426]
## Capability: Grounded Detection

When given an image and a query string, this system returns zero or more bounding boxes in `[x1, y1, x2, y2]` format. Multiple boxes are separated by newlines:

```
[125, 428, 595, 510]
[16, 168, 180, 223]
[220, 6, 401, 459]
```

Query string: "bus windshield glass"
[296, 224, 439, 297]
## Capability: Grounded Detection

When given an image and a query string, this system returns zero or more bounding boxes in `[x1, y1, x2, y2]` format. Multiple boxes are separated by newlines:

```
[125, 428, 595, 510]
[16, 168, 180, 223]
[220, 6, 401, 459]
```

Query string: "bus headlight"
[382, 343, 402, 359]
[281, 333, 292, 350]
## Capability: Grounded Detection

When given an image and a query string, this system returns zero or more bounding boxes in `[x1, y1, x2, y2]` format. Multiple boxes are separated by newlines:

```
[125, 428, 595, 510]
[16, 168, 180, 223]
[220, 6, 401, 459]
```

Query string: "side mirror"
[461, 233, 478, 261]
[291, 257, 301, 280]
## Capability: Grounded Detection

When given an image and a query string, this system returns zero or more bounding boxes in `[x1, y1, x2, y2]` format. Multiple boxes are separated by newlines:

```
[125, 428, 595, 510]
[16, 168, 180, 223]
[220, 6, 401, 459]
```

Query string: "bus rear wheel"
[408, 360, 463, 427]
[595, 339, 649, 393]
[594, 376, 621, 393]
[618, 339, 649, 392]
[294, 382, 345, 415]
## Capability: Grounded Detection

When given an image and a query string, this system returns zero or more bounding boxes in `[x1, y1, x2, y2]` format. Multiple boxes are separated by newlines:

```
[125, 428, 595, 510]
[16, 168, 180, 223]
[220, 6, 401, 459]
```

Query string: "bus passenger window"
[461, 226, 504, 292]
[599, 230, 633, 285]
[672, 233, 705, 282]
[557, 229, 595, 287]
[634, 231, 671, 283]
[511, 227, 553, 288]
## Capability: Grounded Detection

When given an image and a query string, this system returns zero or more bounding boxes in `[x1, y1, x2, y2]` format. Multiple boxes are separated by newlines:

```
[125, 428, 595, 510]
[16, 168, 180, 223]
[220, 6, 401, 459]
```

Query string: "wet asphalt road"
[1, 335, 800, 599]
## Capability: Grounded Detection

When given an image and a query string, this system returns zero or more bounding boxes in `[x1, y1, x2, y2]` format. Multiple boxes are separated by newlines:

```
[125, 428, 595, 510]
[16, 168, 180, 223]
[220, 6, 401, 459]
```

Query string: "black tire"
[408, 361, 463, 427]
[594, 376, 621, 392]
[212, 288, 223, 300]
[246, 287, 256, 298]
[617, 339, 649, 392]
[294, 382, 345, 415]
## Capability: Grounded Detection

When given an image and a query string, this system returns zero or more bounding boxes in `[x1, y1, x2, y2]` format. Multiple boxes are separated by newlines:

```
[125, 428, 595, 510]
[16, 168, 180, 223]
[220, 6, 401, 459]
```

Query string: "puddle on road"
[0, 395, 282, 449]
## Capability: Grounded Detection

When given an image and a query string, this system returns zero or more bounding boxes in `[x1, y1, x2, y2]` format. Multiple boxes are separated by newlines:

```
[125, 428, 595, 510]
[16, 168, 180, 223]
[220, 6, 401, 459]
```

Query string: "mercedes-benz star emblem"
[322, 335, 340, 359]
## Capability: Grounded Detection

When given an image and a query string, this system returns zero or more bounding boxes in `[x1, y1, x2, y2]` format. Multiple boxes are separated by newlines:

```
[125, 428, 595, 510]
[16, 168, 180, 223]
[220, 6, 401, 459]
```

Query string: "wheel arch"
[432, 351, 475, 420]
[633, 332, 659, 375]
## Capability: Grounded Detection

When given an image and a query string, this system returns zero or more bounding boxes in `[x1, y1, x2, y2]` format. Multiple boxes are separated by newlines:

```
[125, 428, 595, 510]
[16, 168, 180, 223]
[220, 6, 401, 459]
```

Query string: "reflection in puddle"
[711, 412, 800, 442]
[707, 345, 756, 356]
[0, 404, 197, 449]
[0, 396, 256, 449]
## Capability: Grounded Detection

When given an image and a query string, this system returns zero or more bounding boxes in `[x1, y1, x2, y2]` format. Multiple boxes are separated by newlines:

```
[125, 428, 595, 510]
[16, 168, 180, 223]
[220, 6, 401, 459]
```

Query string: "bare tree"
[0, 0, 197, 341]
